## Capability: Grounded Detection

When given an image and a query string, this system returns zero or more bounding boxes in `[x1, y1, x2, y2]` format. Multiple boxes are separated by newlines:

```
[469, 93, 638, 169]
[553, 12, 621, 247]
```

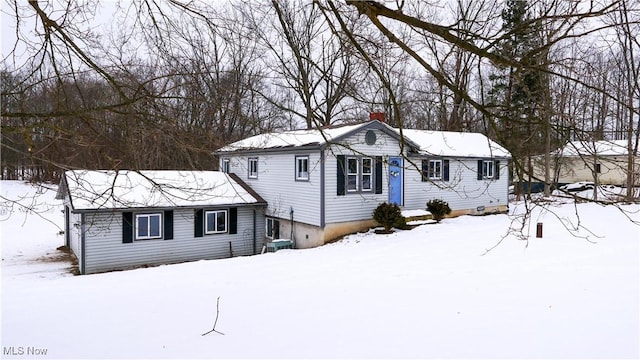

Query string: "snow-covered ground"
[1, 180, 639, 359]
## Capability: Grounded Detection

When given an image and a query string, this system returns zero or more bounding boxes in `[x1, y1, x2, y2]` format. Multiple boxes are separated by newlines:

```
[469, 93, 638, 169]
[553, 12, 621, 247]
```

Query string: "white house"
[214, 120, 511, 249]
[57, 170, 267, 274]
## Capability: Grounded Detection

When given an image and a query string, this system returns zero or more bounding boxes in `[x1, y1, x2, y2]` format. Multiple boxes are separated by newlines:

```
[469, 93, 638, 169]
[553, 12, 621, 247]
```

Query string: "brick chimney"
[369, 112, 385, 122]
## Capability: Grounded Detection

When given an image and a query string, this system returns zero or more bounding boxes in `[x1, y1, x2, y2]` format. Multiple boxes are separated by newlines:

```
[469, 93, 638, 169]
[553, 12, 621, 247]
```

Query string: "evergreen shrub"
[427, 199, 452, 222]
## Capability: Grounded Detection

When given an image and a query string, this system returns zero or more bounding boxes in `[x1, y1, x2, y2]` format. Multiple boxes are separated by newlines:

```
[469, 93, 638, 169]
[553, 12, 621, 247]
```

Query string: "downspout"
[64, 206, 70, 247]
[320, 149, 325, 228]
[252, 209, 257, 255]
[80, 213, 86, 275]
[289, 207, 295, 248]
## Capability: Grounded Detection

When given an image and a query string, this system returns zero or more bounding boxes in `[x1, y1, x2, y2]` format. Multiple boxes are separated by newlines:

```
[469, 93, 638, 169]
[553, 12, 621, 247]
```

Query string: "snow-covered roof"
[216, 122, 368, 152]
[62, 170, 264, 211]
[216, 120, 511, 159]
[401, 129, 511, 158]
[559, 140, 630, 157]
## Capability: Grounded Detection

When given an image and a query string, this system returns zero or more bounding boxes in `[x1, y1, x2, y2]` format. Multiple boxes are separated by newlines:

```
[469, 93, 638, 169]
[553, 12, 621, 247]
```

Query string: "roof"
[401, 129, 510, 158]
[558, 140, 630, 157]
[215, 121, 407, 153]
[60, 170, 266, 211]
[216, 120, 510, 159]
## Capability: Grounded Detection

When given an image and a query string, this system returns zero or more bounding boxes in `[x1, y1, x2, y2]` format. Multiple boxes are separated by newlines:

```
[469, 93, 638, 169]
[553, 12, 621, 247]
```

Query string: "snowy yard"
[1, 180, 638, 359]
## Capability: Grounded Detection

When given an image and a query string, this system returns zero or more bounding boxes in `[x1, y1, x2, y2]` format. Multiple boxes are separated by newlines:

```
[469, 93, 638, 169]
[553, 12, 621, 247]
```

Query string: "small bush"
[427, 199, 451, 222]
[373, 202, 405, 232]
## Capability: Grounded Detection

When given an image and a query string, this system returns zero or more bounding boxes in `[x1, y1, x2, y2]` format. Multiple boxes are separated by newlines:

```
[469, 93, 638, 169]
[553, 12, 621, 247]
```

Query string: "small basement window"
[136, 213, 162, 240]
[205, 210, 227, 234]
[221, 158, 230, 173]
[266, 218, 280, 239]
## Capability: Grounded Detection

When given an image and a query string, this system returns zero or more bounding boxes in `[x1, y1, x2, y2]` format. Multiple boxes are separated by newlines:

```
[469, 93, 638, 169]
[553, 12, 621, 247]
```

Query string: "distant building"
[532, 140, 640, 186]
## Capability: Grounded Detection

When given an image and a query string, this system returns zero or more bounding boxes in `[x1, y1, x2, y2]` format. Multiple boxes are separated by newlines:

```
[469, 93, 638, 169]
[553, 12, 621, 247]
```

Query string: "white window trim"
[361, 157, 373, 191]
[221, 158, 230, 173]
[135, 213, 163, 240]
[346, 157, 359, 192]
[295, 156, 309, 181]
[429, 159, 442, 180]
[205, 210, 228, 234]
[266, 217, 280, 240]
[483, 160, 494, 179]
[248, 157, 258, 179]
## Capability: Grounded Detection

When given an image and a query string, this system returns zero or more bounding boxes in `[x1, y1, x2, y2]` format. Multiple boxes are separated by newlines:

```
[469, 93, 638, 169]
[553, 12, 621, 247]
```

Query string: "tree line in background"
[1, 0, 639, 200]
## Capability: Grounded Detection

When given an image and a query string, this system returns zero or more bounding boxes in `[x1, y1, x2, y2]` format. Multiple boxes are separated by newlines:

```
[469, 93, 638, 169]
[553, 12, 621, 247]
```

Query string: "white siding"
[227, 152, 322, 226]
[81, 207, 264, 274]
[404, 158, 510, 211]
[62, 197, 83, 259]
[324, 129, 403, 224]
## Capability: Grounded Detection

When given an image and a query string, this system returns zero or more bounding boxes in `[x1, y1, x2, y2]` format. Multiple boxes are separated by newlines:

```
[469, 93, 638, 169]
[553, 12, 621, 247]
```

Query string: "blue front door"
[388, 156, 403, 206]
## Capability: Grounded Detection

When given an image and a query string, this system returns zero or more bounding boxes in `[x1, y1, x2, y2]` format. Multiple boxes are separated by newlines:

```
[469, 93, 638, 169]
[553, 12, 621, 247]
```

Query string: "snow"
[216, 123, 363, 152]
[559, 139, 630, 157]
[62, 170, 261, 211]
[401, 129, 511, 158]
[554, 183, 640, 202]
[2, 180, 639, 358]
[401, 209, 431, 218]
[217, 121, 511, 159]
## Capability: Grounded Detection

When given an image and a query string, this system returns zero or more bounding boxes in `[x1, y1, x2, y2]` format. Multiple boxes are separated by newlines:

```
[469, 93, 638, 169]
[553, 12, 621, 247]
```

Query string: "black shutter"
[337, 155, 346, 196]
[477, 160, 483, 180]
[443, 160, 450, 181]
[122, 212, 133, 243]
[229, 208, 237, 234]
[164, 210, 173, 240]
[494, 160, 500, 179]
[375, 156, 383, 194]
[421, 159, 428, 182]
[194, 209, 204, 237]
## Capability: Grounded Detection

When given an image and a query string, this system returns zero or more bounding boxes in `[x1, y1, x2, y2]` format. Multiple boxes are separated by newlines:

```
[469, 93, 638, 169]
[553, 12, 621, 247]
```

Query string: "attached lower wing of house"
[57, 170, 267, 274]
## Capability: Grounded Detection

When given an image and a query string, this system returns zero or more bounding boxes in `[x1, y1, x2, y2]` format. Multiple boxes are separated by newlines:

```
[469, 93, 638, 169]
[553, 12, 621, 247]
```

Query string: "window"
[428, 160, 442, 180]
[422, 159, 449, 182]
[347, 157, 359, 192]
[362, 158, 373, 191]
[221, 159, 230, 173]
[135, 213, 162, 240]
[483, 160, 494, 179]
[296, 156, 309, 181]
[248, 157, 258, 179]
[266, 218, 280, 239]
[337, 155, 382, 195]
[595, 163, 602, 173]
[205, 210, 227, 234]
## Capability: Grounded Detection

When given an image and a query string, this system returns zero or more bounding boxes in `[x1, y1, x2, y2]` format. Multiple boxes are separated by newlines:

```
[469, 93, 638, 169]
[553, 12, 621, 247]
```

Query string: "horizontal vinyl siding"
[227, 153, 321, 226]
[324, 129, 403, 224]
[83, 207, 264, 274]
[404, 158, 510, 211]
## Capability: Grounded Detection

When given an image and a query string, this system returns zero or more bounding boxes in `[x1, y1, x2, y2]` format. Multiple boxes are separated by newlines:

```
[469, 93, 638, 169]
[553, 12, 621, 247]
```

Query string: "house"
[57, 170, 267, 274]
[214, 119, 511, 249]
[531, 139, 640, 187]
